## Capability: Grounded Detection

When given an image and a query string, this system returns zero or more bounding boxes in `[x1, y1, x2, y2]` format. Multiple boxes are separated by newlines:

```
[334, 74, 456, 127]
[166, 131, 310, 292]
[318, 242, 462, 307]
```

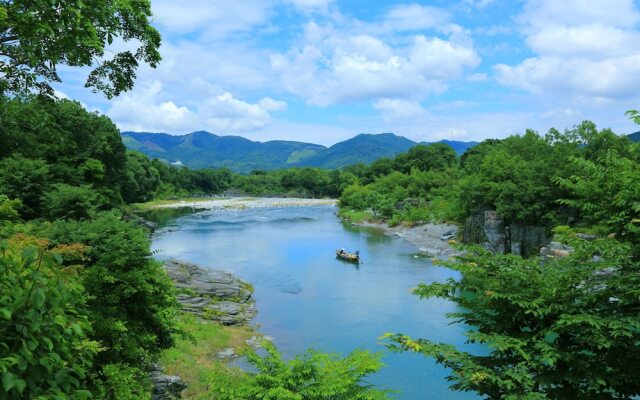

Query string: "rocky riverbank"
[354, 220, 461, 259]
[163, 259, 257, 325]
[152, 197, 336, 210]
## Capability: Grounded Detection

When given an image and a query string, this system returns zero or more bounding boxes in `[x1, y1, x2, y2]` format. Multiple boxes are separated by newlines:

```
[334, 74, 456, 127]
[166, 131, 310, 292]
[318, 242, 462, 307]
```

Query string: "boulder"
[149, 365, 187, 400]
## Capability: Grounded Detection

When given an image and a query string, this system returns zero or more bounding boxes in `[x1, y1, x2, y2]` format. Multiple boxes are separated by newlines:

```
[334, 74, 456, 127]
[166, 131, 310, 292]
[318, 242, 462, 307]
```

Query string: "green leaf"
[2, 371, 17, 392]
[0, 308, 11, 320]
[32, 288, 46, 309]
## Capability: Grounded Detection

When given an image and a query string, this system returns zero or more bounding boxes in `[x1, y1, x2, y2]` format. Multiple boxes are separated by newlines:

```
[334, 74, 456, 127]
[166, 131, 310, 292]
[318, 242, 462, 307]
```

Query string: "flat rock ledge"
[164, 259, 257, 325]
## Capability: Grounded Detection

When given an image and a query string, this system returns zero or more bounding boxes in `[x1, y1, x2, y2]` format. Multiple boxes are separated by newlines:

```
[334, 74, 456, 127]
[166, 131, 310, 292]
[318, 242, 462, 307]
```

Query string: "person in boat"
[355, 250, 359, 256]
[340, 248, 345, 254]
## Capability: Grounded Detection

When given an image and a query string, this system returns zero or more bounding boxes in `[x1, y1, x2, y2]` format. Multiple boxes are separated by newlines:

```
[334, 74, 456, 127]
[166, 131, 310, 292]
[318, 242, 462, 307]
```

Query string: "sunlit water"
[151, 205, 481, 399]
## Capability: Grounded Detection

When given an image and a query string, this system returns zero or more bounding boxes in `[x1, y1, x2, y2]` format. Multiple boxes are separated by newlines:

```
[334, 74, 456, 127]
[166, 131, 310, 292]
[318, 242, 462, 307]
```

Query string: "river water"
[151, 204, 480, 400]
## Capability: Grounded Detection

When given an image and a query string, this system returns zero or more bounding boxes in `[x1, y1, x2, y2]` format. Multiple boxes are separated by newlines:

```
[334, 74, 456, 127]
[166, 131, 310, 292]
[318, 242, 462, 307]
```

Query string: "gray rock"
[463, 210, 549, 256]
[149, 365, 187, 400]
[246, 335, 273, 349]
[164, 259, 256, 325]
[576, 233, 598, 241]
[217, 348, 237, 359]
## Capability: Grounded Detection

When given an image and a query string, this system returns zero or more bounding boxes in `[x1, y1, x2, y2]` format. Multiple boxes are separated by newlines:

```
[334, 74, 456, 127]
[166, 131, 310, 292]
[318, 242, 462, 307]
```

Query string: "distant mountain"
[296, 133, 417, 169]
[122, 131, 325, 173]
[121, 131, 478, 172]
[628, 131, 640, 142]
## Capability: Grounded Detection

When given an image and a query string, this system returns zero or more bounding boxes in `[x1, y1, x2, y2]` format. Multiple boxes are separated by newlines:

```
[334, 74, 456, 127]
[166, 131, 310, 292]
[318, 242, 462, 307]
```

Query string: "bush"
[45, 211, 179, 368]
[217, 342, 389, 400]
[44, 184, 107, 220]
[0, 236, 98, 400]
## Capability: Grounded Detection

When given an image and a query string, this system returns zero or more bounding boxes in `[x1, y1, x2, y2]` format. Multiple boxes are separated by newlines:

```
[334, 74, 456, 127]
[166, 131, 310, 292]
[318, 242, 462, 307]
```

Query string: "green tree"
[44, 184, 107, 220]
[45, 212, 178, 368]
[0, 155, 49, 219]
[385, 232, 640, 399]
[554, 147, 640, 257]
[218, 342, 389, 400]
[0, 0, 161, 97]
[0, 195, 20, 222]
[395, 143, 457, 173]
[122, 151, 160, 203]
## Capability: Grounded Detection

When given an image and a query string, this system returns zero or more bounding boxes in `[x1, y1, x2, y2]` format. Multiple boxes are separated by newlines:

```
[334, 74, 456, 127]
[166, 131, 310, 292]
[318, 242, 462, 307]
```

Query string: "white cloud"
[384, 4, 451, 31]
[107, 82, 285, 134]
[495, 55, 640, 99]
[258, 97, 288, 112]
[526, 24, 640, 59]
[108, 82, 196, 132]
[520, 0, 640, 30]
[495, 0, 640, 103]
[285, 0, 334, 12]
[374, 99, 427, 121]
[151, 0, 272, 36]
[271, 23, 480, 105]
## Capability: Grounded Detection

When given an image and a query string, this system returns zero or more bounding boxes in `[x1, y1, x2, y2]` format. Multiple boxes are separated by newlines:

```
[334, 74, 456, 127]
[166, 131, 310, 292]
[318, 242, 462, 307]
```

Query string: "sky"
[56, 0, 640, 145]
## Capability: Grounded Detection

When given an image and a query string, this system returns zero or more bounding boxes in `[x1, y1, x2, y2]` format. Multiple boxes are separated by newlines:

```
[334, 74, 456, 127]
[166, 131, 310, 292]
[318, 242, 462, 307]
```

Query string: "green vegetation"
[377, 118, 640, 398]
[1, 2, 639, 395]
[122, 130, 477, 172]
[218, 343, 388, 400]
[385, 230, 640, 399]
[339, 121, 636, 230]
[159, 314, 253, 399]
[0, 0, 161, 97]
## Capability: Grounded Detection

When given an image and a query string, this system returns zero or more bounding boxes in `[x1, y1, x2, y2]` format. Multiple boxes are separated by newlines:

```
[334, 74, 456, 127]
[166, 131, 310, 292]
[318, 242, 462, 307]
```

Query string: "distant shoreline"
[148, 197, 337, 210]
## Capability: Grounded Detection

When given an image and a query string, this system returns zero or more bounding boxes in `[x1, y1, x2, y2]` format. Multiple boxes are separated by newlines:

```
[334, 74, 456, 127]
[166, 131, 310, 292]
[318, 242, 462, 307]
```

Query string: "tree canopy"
[0, 0, 161, 97]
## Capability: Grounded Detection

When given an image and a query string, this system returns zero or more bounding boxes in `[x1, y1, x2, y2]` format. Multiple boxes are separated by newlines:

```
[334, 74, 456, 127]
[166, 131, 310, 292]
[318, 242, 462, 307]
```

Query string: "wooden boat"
[336, 249, 360, 262]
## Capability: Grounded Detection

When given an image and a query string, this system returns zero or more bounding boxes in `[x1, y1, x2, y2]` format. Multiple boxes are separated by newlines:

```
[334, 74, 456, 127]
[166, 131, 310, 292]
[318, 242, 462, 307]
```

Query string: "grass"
[337, 208, 376, 223]
[159, 314, 256, 399]
[127, 197, 217, 211]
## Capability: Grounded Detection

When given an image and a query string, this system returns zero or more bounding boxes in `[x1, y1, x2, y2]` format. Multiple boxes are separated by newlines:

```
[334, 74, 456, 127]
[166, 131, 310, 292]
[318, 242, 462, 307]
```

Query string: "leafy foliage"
[554, 147, 640, 256]
[217, 342, 389, 400]
[385, 232, 640, 399]
[44, 184, 108, 220]
[44, 212, 179, 368]
[0, 0, 161, 97]
[0, 236, 98, 400]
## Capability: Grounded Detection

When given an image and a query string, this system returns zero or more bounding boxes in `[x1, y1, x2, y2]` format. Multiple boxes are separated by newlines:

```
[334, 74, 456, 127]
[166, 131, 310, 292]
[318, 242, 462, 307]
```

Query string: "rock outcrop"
[163, 259, 256, 325]
[149, 364, 187, 400]
[463, 210, 548, 256]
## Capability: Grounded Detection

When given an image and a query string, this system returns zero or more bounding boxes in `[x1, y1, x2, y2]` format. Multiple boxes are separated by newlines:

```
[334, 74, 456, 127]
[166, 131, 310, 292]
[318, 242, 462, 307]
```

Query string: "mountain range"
[122, 130, 639, 173]
[121, 131, 479, 173]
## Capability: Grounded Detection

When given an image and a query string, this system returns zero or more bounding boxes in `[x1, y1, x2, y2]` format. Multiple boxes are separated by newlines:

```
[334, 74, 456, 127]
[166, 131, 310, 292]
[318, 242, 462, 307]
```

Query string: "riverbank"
[137, 197, 337, 211]
[340, 211, 460, 259]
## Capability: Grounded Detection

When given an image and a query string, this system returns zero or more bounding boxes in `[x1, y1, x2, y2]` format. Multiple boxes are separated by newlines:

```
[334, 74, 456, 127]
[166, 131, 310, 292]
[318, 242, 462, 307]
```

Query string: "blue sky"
[57, 0, 640, 145]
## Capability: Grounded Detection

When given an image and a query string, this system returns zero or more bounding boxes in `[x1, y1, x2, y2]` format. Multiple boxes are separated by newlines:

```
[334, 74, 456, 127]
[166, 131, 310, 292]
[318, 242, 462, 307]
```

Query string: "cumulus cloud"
[106, 82, 285, 134]
[271, 21, 480, 105]
[374, 99, 427, 122]
[495, 0, 640, 102]
[151, 0, 272, 36]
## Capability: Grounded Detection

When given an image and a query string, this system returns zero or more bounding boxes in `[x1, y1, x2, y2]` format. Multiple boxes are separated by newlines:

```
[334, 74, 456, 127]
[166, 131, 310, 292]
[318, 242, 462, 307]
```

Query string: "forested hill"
[121, 131, 326, 173]
[629, 131, 640, 142]
[121, 130, 477, 172]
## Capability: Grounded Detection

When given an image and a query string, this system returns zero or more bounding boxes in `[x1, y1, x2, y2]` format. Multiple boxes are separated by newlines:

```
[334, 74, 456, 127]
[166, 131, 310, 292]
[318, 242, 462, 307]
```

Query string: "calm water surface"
[151, 205, 480, 400]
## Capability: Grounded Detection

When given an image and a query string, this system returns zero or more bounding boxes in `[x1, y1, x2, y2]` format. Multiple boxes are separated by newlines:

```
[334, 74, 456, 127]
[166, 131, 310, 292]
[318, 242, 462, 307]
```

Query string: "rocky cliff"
[463, 210, 548, 256]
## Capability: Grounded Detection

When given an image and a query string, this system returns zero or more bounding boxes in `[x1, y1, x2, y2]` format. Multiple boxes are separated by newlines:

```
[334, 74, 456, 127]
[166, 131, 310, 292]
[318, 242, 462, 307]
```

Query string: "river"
[151, 203, 481, 400]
